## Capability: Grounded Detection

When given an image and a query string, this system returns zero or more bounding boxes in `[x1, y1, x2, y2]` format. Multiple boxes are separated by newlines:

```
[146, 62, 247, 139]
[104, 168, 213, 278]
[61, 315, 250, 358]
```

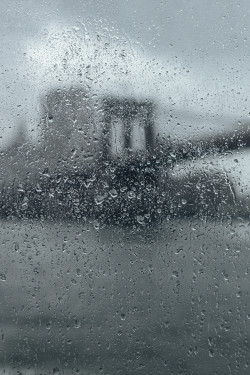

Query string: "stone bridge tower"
[102, 98, 155, 161]
[39, 86, 99, 175]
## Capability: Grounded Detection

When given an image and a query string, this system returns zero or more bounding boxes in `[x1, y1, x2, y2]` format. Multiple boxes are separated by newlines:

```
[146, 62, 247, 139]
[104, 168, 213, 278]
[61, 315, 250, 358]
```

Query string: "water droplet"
[109, 188, 118, 198]
[148, 265, 154, 273]
[175, 248, 182, 254]
[0, 273, 6, 281]
[95, 195, 105, 205]
[136, 215, 144, 224]
[74, 319, 81, 328]
[172, 271, 179, 277]
[13, 242, 19, 252]
[209, 349, 214, 357]
[94, 220, 100, 230]
[84, 179, 92, 188]
[76, 268, 81, 277]
[223, 273, 229, 281]
[128, 191, 136, 199]
[120, 313, 126, 320]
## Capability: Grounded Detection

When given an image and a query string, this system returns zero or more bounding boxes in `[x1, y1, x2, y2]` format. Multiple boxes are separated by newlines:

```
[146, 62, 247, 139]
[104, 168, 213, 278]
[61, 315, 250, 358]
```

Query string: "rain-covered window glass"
[1, 1, 250, 374]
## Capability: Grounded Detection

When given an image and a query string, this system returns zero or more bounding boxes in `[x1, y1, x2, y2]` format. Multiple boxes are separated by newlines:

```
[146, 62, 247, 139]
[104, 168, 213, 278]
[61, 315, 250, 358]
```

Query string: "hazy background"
[2, 0, 250, 135]
[1, 0, 250, 198]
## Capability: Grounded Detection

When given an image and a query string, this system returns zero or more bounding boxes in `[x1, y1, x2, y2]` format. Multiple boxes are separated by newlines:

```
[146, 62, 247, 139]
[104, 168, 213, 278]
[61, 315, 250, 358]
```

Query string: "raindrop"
[84, 179, 92, 188]
[120, 313, 126, 320]
[74, 319, 81, 328]
[223, 272, 229, 281]
[95, 195, 105, 205]
[76, 268, 82, 276]
[175, 248, 183, 254]
[13, 242, 19, 252]
[209, 349, 214, 357]
[0, 273, 6, 281]
[148, 265, 154, 273]
[109, 188, 118, 198]
[208, 337, 213, 346]
[136, 215, 144, 224]
[128, 191, 136, 199]
[94, 220, 100, 230]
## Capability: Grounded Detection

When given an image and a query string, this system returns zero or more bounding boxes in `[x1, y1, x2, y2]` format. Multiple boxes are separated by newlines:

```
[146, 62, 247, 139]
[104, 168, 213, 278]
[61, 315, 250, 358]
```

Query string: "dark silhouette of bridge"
[1, 86, 250, 223]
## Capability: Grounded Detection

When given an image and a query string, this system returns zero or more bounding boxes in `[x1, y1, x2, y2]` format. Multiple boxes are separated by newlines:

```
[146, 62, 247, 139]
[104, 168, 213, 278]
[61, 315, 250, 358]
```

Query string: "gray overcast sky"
[2, 0, 250, 61]
[1, 0, 250, 146]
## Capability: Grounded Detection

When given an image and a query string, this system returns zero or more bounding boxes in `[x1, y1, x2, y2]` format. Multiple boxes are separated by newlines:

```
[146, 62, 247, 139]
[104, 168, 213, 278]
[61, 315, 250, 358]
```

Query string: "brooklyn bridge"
[1, 86, 250, 224]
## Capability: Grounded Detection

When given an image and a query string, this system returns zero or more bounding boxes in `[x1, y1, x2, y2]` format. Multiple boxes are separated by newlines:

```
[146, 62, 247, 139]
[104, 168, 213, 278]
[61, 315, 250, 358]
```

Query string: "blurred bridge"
[1, 86, 250, 223]
[38, 86, 250, 167]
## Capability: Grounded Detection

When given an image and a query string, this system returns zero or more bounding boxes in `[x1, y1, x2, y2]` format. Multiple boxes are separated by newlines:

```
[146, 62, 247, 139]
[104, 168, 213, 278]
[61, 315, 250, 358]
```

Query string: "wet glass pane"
[1, 1, 250, 374]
